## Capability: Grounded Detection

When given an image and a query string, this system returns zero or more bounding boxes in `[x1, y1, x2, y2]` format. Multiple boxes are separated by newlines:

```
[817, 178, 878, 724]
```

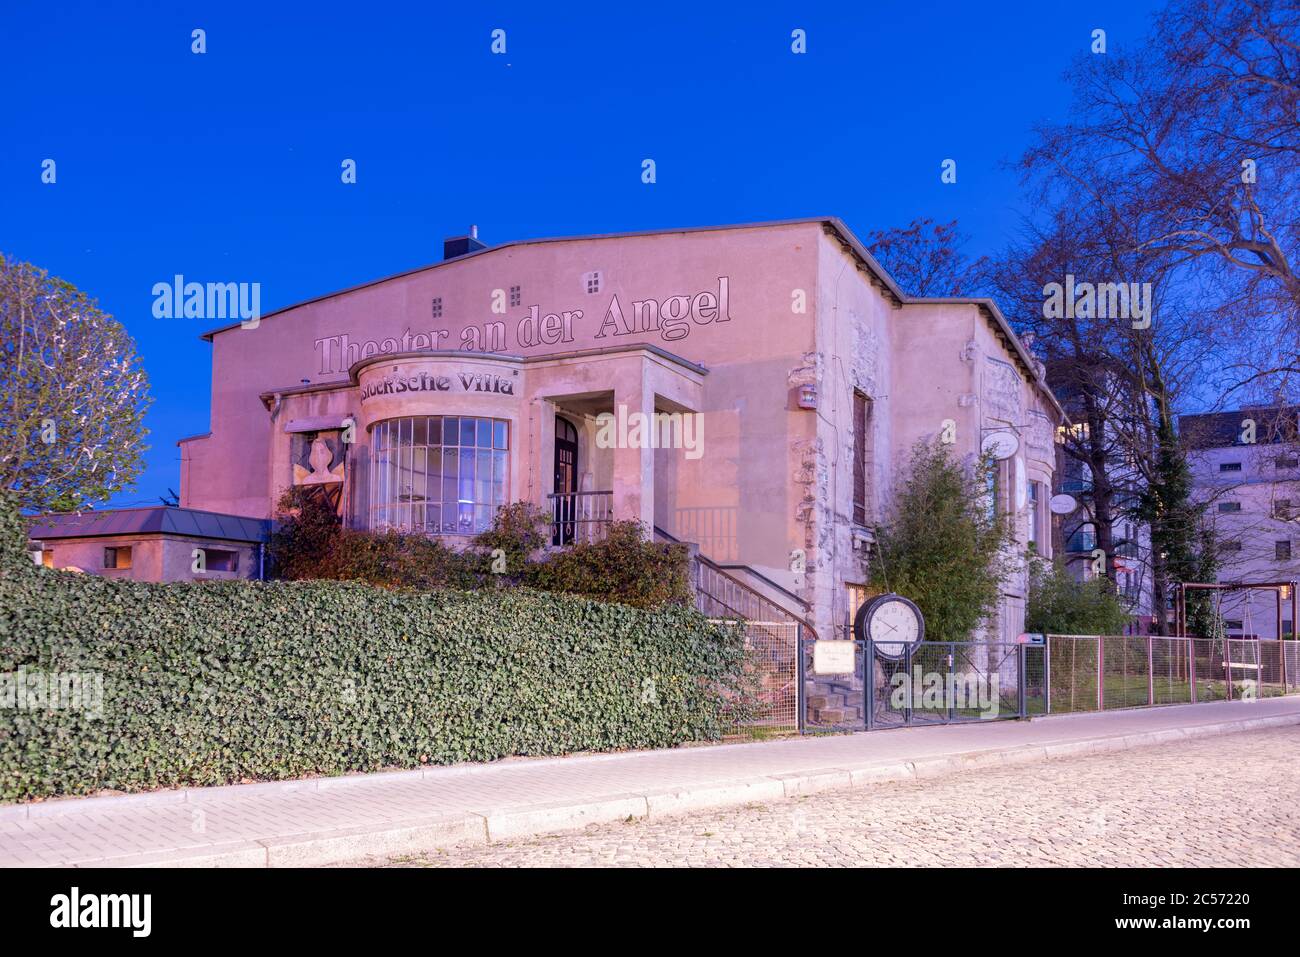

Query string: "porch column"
[612, 378, 655, 528]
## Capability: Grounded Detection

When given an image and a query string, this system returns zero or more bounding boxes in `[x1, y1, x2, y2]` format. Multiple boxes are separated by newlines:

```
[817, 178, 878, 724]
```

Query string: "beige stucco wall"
[36, 535, 258, 583]
[180, 220, 1058, 641]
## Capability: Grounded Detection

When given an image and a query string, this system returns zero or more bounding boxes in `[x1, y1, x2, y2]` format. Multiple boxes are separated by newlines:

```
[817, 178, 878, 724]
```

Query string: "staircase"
[654, 527, 818, 732]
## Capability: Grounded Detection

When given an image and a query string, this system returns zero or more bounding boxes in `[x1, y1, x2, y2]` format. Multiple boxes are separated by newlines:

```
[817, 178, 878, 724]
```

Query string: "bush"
[869, 441, 1016, 641]
[1024, 553, 1132, 636]
[268, 491, 692, 610]
[0, 494, 747, 802]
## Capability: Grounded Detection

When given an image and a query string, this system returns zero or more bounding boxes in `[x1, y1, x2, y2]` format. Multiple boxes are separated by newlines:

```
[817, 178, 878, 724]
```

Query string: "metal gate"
[800, 638, 1029, 731]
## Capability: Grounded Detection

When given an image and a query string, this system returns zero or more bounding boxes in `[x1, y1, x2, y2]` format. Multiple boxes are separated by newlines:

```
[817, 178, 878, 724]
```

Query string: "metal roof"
[27, 506, 270, 543]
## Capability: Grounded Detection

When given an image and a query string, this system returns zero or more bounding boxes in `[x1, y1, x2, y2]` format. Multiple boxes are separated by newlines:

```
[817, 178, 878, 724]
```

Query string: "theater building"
[161, 218, 1062, 641]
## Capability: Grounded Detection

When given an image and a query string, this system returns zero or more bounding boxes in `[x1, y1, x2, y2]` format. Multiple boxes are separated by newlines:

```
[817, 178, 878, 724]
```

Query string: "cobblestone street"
[377, 726, 1300, 867]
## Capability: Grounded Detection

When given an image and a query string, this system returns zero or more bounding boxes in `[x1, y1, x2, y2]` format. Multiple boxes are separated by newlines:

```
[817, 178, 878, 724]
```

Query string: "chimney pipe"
[470, 224, 478, 240]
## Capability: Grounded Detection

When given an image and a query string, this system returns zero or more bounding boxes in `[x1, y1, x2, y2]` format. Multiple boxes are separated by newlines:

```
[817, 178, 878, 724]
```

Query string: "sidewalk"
[3, 697, 1298, 867]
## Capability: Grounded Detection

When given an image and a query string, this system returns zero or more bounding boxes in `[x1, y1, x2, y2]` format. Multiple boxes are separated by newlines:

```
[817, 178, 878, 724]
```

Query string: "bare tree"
[0, 255, 151, 513]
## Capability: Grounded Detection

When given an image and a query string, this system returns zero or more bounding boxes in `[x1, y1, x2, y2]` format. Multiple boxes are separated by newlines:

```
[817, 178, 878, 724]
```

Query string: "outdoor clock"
[854, 593, 925, 659]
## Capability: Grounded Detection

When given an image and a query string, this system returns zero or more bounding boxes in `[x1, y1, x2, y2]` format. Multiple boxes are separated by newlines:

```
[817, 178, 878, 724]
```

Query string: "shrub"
[0, 493, 747, 802]
[1024, 553, 1132, 636]
[268, 490, 692, 610]
[869, 441, 1016, 641]
[527, 521, 693, 610]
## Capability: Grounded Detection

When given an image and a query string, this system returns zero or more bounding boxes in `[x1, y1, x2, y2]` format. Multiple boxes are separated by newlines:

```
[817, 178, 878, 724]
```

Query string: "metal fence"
[793, 635, 1300, 733]
[712, 620, 801, 734]
[800, 638, 1030, 731]
[1035, 635, 1300, 714]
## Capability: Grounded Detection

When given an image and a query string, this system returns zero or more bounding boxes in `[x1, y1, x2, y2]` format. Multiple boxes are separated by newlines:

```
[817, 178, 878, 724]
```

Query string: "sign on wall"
[312, 276, 735, 375]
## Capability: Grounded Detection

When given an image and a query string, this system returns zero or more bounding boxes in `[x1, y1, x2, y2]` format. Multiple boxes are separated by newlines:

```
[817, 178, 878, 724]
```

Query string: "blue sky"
[1, 0, 1164, 508]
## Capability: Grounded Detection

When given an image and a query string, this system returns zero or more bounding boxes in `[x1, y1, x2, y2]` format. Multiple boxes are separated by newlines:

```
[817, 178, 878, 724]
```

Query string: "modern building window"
[509, 285, 521, 307]
[1276, 455, 1298, 469]
[1219, 462, 1242, 472]
[584, 271, 601, 294]
[1218, 502, 1242, 513]
[852, 391, 869, 526]
[1220, 540, 1242, 552]
[103, 546, 132, 570]
[1275, 499, 1293, 520]
[1277, 540, 1292, 561]
[369, 416, 509, 535]
[1224, 619, 1243, 631]
[1066, 525, 1096, 553]
[431, 297, 443, 319]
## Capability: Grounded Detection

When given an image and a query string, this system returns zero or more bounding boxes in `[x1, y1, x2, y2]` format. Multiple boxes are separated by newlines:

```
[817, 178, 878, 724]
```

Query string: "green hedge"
[0, 497, 747, 802]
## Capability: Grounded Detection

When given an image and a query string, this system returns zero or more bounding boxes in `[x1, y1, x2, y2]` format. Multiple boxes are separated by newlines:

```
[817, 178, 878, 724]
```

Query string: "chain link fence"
[1035, 635, 1300, 714]
[796, 635, 1300, 731]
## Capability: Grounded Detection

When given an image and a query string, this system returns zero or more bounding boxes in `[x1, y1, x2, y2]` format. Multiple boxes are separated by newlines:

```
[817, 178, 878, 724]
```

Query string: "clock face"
[856, 594, 925, 658]
[870, 600, 921, 644]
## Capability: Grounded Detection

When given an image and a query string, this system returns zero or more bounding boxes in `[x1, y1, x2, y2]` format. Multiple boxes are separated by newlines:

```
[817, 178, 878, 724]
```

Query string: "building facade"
[162, 219, 1062, 640]
[1183, 407, 1300, 639]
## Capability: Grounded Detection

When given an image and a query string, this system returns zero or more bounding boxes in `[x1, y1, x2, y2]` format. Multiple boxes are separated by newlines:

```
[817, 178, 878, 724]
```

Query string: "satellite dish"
[1049, 493, 1078, 515]
[981, 430, 1019, 460]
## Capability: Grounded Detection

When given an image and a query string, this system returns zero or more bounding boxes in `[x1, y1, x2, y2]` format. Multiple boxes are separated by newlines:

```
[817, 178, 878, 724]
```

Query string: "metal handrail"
[654, 526, 819, 642]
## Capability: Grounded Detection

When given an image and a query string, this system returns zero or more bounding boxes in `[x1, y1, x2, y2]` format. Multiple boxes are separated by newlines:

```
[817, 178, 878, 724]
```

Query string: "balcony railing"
[548, 490, 613, 546]
[1066, 530, 1097, 552]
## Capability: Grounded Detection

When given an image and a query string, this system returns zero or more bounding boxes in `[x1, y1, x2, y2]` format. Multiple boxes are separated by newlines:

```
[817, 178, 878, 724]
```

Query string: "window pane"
[458, 503, 474, 535]
[412, 448, 427, 502]
[474, 505, 491, 533]
[442, 503, 458, 533]
[477, 418, 491, 448]
[493, 450, 507, 504]
[459, 452, 476, 503]
[427, 448, 442, 504]
[442, 448, 458, 504]
[398, 416, 410, 447]
[413, 417, 427, 446]
[493, 420, 508, 450]
[476, 449, 492, 505]
[443, 417, 458, 445]
[460, 417, 476, 447]
[429, 416, 442, 446]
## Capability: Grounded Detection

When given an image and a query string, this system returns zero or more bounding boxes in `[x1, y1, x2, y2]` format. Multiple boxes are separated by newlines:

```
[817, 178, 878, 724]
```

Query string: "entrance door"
[552, 416, 579, 545]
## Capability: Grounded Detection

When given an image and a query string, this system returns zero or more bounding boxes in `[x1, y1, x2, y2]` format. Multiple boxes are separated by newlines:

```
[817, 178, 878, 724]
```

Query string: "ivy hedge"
[0, 495, 747, 802]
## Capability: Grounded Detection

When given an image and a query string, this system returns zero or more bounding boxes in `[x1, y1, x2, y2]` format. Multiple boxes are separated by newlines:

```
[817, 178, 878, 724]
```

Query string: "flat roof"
[197, 216, 1065, 420]
[27, 506, 271, 543]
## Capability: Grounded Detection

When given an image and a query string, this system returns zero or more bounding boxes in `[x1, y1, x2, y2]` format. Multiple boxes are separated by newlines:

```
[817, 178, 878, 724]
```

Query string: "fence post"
[796, 626, 806, 735]
[1044, 636, 1052, 714]
[1018, 644, 1027, 718]
[1147, 635, 1155, 706]
[1097, 637, 1105, 711]
[947, 646, 956, 722]
[1225, 640, 1233, 701]
[1188, 637, 1197, 704]
[904, 643, 913, 727]
[864, 639, 873, 731]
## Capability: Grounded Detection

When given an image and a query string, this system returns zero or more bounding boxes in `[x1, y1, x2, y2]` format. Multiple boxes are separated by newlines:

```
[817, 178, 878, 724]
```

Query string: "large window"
[369, 416, 509, 534]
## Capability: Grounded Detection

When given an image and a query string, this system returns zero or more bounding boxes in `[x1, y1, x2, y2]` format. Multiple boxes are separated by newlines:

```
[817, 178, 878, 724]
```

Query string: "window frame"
[369, 415, 510, 535]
